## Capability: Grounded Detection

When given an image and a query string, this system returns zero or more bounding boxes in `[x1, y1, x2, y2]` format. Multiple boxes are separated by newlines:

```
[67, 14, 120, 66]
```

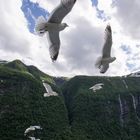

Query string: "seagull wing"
[34, 126, 42, 129]
[102, 25, 112, 58]
[47, 31, 60, 61]
[96, 83, 104, 86]
[28, 137, 36, 140]
[89, 85, 96, 89]
[45, 83, 53, 93]
[47, 0, 76, 23]
[24, 127, 35, 134]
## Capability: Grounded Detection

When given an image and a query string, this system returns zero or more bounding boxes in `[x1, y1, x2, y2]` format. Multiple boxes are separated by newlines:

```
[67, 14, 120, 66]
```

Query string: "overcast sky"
[0, 0, 140, 77]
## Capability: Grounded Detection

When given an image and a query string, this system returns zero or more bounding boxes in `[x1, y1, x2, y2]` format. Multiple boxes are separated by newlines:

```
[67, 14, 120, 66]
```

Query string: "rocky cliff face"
[0, 60, 140, 140]
[127, 71, 140, 77]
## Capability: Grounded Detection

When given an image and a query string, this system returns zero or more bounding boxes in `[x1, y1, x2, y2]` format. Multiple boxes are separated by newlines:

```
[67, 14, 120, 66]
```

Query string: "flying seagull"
[24, 126, 42, 136]
[89, 83, 104, 92]
[35, 0, 76, 61]
[28, 136, 40, 140]
[95, 24, 116, 73]
[43, 83, 58, 97]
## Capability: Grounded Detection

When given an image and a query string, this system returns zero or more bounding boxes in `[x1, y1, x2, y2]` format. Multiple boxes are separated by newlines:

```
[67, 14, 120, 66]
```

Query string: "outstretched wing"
[47, 31, 60, 61]
[47, 0, 76, 23]
[96, 83, 104, 86]
[45, 83, 53, 93]
[102, 25, 112, 58]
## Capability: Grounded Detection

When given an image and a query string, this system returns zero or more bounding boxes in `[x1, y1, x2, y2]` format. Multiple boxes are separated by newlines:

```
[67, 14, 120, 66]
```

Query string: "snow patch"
[128, 71, 140, 77]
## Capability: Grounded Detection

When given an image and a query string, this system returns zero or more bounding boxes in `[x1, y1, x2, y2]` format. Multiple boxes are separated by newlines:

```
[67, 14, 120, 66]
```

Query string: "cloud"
[61, 17, 103, 75]
[0, 0, 140, 77]
[21, 0, 49, 33]
[113, 0, 140, 40]
[0, 0, 32, 55]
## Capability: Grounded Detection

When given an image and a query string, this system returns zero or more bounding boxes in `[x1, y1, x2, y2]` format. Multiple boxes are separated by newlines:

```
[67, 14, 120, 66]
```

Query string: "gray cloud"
[1, 0, 139, 77]
[114, 0, 140, 39]
[61, 17, 104, 75]
[0, 0, 31, 55]
[0, 27, 30, 54]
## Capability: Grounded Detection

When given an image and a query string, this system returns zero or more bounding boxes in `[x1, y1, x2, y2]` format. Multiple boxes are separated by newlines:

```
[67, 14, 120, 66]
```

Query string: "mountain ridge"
[0, 59, 140, 140]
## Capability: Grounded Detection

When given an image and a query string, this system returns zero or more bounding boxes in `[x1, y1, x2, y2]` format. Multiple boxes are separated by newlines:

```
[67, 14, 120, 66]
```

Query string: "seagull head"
[111, 57, 116, 62]
[106, 24, 111, 33]
[62, 23, 69, 28]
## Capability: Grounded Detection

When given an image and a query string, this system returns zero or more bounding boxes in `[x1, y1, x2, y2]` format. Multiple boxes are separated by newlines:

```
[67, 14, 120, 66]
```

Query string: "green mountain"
[62, 76, 140, 140]
[0, 60, 140, 140]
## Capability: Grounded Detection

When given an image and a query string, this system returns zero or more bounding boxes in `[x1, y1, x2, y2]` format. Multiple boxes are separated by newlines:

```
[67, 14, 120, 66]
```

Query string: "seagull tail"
[35, 16, 47, 36]
[95, 56, 102, 68]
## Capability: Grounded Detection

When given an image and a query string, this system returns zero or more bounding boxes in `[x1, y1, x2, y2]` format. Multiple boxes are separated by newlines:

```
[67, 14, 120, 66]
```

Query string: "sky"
[0, 0, 140, 77]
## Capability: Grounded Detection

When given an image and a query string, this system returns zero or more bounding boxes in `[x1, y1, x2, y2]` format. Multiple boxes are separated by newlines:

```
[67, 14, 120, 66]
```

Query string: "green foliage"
[0, 60, 70, 140]
[2, 59, 54, 84]
[0, 60, 140, 140]
[62, 76, 140, 140]
[4, 59, 28, 72]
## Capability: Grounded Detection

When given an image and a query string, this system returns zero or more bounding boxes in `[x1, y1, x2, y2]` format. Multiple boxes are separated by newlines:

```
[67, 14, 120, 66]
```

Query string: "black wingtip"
[51, 53, 59, 62]
[74, 0, 76, 4]
[106, 25, 111, 33]
[100, 71, 105, 74]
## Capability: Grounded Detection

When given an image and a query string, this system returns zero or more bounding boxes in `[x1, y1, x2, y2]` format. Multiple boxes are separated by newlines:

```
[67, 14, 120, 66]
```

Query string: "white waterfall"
[118, 94, 123, 126]
[122, 79, 128, 89]
[122, 79, 140, 121]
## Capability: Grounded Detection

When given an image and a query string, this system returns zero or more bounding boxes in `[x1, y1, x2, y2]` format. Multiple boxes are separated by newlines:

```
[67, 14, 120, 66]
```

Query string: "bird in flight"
[95, 24, 116, 73]
[89, 83, 104, 92]
[43, 83, 58, 97]
[35, 0, 77, 61]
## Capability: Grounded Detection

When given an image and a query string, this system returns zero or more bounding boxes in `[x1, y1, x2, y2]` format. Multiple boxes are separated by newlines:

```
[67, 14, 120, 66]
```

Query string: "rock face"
[128, 71, 140, 77]
[0, 60, 140, 140]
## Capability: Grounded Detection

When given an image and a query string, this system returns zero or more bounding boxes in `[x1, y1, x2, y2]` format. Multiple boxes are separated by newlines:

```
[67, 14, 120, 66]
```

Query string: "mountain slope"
[62, 76, 140, 140]
[0, 60, 70, 140]
[3, 59, 54, 84]
[0, 60, 140, 140]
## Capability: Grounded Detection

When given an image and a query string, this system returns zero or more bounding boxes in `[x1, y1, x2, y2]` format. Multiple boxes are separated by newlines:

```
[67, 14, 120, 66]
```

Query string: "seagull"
[89, 83, 104, 92]
[24, 126, 42, 136]
[43, 83, 58, 97]
[95, 24, 116, 73]
[35, 0, 76, 61]
[28, 137, 40, 140]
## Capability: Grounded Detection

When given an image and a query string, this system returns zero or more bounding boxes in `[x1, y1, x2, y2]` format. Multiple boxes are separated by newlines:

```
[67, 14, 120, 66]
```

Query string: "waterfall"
[130, 94, 140, 121]
[122, 79, 140, 121]
[131, 94, 136, 110]
[122, 79, 128, 89]
[118, 94, 123, 126]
